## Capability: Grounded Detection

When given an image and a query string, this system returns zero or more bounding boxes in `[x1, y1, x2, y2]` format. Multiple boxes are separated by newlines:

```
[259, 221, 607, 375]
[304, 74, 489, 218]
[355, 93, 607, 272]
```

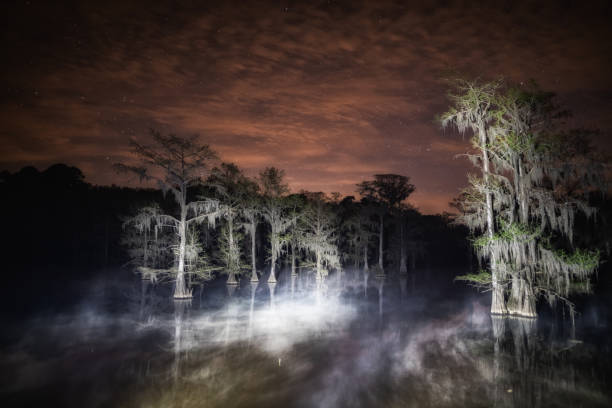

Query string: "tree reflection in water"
[2, 271, 610, 408]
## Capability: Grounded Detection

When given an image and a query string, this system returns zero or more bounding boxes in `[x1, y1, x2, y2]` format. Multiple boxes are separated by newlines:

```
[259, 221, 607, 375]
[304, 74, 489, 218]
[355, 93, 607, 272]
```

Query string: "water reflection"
[2, 270, 611, 407]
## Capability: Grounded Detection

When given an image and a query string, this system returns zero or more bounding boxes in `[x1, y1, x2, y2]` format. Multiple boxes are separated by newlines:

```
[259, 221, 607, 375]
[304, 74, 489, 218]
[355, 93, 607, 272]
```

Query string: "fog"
[2, 269, 611, 407]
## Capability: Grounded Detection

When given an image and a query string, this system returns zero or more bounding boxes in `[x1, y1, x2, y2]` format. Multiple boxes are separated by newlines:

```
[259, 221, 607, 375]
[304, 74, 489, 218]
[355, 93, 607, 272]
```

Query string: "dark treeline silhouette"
[0, 163, 469, 291]
[0, 164, 178, 317]
[1, 164, 167, 270]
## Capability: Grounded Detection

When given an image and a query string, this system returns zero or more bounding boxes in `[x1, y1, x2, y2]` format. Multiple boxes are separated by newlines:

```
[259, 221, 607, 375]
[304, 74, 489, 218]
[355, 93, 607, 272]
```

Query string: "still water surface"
[2, 271, 611, 407]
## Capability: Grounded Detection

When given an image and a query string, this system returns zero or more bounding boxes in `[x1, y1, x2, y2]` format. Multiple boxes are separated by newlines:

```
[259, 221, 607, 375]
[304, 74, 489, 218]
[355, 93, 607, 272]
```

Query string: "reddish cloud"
[1, 0, 611, 214]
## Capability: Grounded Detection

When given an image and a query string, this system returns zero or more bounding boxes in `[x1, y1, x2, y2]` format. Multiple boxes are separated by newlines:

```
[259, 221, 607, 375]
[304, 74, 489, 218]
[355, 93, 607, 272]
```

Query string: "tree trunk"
[516, 278, 536, 318]
[518, 157, 528, 225]
[227, 212, 238, 285]
[506, 158, 522, 316]
[508, 276, 536, 318]
[174, 205, 191, 299]
[516, 158, 536, 318]
[481, 125, 506, 315]
[377, 279, 384, 318]
[143, 228, 149, 267]
[250, 222, 258, 282]
[490, 252, 506, 315]
[268, 248, 277, 283]
[291, 243, 297, 276]
[363, 244, 369, 272]
[520, 282, 536, 318]
[507, 274, 521, 315]
[315, 250, 322, 281]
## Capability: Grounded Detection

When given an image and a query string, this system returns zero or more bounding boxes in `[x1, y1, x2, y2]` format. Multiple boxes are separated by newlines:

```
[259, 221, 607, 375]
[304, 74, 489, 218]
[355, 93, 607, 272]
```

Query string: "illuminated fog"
[2, 270, 610, 408]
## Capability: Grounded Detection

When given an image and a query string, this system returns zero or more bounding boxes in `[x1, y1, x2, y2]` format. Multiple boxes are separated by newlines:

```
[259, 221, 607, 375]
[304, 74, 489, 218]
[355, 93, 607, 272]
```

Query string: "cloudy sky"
[1, 0, 611, 213]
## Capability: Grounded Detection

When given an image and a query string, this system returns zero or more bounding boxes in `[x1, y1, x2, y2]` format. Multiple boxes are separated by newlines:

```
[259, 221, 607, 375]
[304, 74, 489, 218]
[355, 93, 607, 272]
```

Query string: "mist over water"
[2, 268, 611, 408]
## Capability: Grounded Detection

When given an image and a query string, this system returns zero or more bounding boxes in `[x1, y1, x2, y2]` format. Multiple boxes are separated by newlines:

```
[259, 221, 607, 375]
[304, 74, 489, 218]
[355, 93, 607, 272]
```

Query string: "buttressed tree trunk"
[507, 157, 536, 318]
[291, 243, 297, 276]
[268, 239, 277, 283]
[175, 204, 190, 299]
[480, 124, 507, 316]
[226, 211, 238, 285]
[315, 250, 322, 281]
[143, 228, 149, 268]
[250, 221, 258, 282]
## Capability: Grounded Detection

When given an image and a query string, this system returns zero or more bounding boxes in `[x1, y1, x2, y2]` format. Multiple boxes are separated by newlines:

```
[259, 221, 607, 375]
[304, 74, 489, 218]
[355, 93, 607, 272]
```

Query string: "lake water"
[2, 270, 611, 407]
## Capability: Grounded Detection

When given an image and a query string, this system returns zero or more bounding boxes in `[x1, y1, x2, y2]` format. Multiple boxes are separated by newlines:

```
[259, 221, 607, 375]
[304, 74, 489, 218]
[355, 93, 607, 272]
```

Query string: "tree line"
[115, 131, 468, 299]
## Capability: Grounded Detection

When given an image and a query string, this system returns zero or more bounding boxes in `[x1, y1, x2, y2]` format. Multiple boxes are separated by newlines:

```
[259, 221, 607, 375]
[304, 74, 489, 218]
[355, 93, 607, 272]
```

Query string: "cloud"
[1, 0, 611, 213]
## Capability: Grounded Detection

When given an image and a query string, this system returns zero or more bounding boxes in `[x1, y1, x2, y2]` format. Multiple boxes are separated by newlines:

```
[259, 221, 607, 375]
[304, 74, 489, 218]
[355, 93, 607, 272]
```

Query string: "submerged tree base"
[226, 274, 239, 285]
[507, 311, 537, 319]
[173, 290, 193, 300]
[173, 294, 193, 300]
[491, 311, 536, 319]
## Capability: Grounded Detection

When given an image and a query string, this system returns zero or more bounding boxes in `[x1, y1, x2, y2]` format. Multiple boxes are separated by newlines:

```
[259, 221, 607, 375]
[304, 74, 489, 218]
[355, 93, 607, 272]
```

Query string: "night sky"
[2, 0, 611, 213]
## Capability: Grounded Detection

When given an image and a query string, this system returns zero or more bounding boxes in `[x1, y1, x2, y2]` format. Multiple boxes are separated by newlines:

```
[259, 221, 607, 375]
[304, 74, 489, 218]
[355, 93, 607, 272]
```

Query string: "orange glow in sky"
[2, 1, 611, 214]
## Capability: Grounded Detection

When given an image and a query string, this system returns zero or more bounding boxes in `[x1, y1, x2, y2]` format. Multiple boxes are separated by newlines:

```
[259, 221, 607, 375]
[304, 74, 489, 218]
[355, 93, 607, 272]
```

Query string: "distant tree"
[342, 198, 376, 273]
[43, 163, 88, 190]
[121, 204, 173, 281]
[397, 204, 421, 274]
[241, 195, 261, 283]
[298, 192, 341, 281]
[208, 163, 258, 285]
[115, 131, 219, 299]
[258, 167, 295, 283]
[357, 174, 415, 276]
[285, 194, 308, 277]
[183, 224, 216, 285]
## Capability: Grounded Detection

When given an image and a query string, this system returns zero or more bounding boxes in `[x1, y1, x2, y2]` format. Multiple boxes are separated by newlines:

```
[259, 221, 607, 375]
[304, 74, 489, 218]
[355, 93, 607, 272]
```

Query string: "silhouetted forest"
[0, 164, 468, 295]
